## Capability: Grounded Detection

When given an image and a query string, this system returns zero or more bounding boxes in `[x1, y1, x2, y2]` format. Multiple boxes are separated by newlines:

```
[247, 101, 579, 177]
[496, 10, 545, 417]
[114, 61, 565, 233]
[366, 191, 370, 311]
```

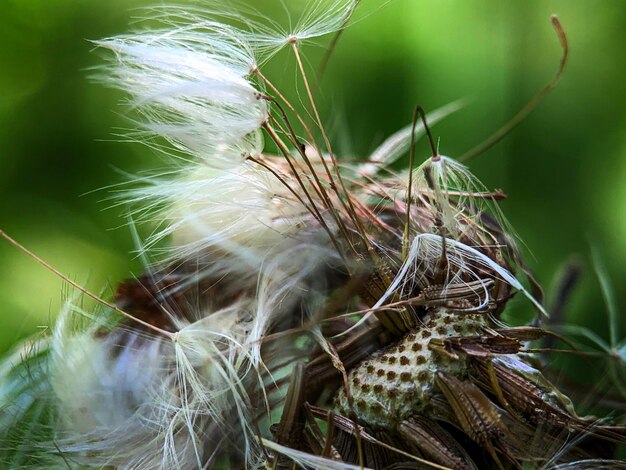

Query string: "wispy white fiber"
[261, 437, 372, 470]
[96, 19, 267, 169]
[42, 294, 268, 469]
[122, 160, 315, 269]
[375, 233, 546, 315]
[251, 240, 338, 363]
[229, 0, 360, 59]
[96, 0, 361, 168]
[412, 155, 512, 242]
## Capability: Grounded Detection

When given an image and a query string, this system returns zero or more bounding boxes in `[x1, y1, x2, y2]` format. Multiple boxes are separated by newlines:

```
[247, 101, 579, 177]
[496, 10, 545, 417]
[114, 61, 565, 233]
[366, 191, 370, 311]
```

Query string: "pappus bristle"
[95, 19, 265, 169]
[52, 295, 275, 468]
[411, 155, 512, 243]
[380, 233, 545, 315]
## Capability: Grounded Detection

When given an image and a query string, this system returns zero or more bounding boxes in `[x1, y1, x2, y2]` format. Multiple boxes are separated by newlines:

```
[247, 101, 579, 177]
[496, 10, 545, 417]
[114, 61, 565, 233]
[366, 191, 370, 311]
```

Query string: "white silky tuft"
[45, 296, 268, 469]
[412, 155, 511, 241]
[96, 20, 267, 169]
[375, 233, 546, 315]
[123, 159, 317, 271]
[137, 1, 360, 63]
[230, 0, 361, 58]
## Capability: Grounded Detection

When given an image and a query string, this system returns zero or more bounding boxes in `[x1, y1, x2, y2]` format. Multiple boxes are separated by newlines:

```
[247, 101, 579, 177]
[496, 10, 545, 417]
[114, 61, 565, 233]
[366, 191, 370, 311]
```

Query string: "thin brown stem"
[418, 106, 440, 161]
[246, 155, 316, 222]
[317, 0, 361, 80]
[290, 42, 373, 252]
[267, 101, 356, 252]
[0, 230, 174, 339]
[256, 74, 357, 255]
[261, 122, 346, 259]
[403, 106, 420, 259]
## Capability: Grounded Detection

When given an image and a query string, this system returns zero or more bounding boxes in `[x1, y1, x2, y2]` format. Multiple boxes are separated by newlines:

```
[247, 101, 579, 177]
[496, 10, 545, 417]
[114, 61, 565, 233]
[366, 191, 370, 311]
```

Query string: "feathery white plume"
[44, 295, 268, 469]
[412, 155, 510, 240]
[245, 0, 359, 56]
[96, 19, 267, 169]
[377, 233, 545, 315]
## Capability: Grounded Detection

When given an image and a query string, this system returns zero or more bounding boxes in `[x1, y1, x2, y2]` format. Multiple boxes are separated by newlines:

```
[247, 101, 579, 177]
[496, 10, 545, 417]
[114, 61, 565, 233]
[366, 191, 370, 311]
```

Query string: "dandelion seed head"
[1, 2, 623, 469]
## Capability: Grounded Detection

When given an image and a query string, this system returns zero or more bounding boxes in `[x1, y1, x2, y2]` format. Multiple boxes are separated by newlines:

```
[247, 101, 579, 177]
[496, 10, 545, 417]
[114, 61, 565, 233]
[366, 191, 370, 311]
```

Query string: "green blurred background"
[0, 0, 625, 359]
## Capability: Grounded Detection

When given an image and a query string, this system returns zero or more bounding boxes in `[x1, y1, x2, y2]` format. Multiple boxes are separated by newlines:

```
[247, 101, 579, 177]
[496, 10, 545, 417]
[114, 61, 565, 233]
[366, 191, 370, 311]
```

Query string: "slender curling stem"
[459, 16, 569, 163]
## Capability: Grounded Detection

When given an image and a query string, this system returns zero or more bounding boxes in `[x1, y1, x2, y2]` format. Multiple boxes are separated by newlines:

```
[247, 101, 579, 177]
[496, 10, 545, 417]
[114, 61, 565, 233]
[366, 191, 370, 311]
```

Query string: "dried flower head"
[0, 2, 624, 470]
